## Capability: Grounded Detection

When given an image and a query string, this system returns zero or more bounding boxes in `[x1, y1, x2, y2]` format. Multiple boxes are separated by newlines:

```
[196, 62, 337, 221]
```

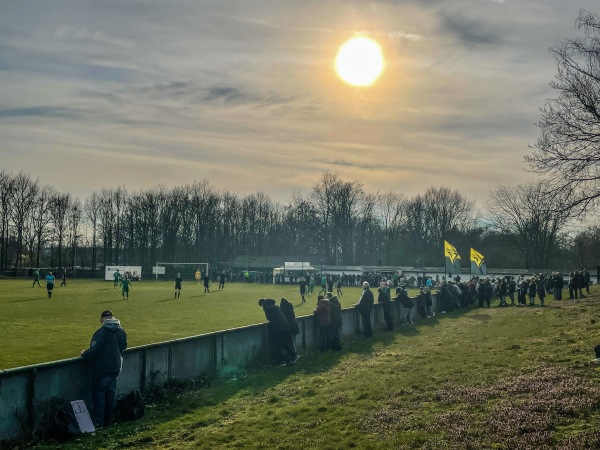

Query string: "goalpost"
[153, 262, 210, 282]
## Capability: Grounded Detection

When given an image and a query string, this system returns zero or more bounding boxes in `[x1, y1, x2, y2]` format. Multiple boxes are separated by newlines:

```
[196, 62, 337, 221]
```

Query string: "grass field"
[1, 278, 376, 370]
[18, 285, 600, 449]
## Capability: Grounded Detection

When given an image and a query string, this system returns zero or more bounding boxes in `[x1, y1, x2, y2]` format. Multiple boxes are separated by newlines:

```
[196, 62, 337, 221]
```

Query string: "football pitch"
[0, 278, 368, 370]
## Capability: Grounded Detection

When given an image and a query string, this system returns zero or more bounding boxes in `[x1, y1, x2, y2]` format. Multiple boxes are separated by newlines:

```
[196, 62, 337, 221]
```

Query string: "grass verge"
[20, 286, 600, 449]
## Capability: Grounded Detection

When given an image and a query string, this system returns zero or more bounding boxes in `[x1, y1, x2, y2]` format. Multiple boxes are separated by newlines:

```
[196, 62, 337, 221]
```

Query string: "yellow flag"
[444, 240, 461, 264]
[470, 248, 485, 267]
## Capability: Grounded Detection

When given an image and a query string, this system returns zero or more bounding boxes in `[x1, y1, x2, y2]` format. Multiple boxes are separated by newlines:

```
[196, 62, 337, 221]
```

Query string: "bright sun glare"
[335, 37, 384, 87]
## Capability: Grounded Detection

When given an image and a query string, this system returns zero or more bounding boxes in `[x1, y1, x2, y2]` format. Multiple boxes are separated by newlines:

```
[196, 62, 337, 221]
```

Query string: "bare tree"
[10, 172, 39, 268]
[84, 192, 101, 273]
[486, 182, 571, 269]
[312, 171, 364, 264]
[0, 171, 15, 270]
[376, 191, 406, 265]
[571, 224, 600, 268]
[31, 186, 54, 268]
[67, 198, 83, 270]
[526, 10, 600, 215]
[400, 187, 475, 265]
[49, 192, 71, 270]
[354, 193, 379, 265]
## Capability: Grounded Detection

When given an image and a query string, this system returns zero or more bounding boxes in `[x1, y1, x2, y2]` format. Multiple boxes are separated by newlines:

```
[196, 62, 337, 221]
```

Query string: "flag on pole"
[470, 248, 487, 276]
[444, 240, 461, 275]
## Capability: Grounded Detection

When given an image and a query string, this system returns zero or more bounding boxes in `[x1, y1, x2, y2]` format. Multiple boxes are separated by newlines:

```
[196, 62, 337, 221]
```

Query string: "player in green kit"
[113, 270, 120, 289]
[32, 270, 41, 287]
[120, 277, 132, 299]
[319, 274, 327, 295]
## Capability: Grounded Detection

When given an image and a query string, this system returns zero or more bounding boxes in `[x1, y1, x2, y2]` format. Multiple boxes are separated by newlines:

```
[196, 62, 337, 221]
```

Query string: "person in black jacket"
[583, 269, 591, 294]
[328, 295, 343, 350]
[354, 281, 374, 337]
[81, 310, 127, 428]
[280, 297, 300, 354]
[378, 286, 394, 330]
[259, 298, 300, 365]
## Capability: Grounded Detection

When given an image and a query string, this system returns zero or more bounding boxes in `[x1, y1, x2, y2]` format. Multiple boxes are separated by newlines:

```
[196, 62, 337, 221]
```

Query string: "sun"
[335, 37, 384, 87]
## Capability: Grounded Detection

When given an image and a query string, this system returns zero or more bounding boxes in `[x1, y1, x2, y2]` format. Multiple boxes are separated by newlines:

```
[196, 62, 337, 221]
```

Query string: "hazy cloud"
[0, 0, 599, 205]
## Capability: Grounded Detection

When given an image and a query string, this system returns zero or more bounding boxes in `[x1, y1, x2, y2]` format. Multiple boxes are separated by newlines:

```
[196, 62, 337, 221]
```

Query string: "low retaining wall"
[0, 294, 438, 442]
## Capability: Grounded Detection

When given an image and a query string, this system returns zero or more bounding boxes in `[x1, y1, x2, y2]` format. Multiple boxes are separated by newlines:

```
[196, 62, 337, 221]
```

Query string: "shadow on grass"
[9, 297, 44, 302]
[49, 304, 490, 449]
[96, 299, 126, 304]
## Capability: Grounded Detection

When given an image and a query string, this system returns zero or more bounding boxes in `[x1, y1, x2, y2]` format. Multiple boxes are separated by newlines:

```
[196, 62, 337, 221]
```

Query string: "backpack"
[54, 407, 81, 438]
[119, 389, 146, 421]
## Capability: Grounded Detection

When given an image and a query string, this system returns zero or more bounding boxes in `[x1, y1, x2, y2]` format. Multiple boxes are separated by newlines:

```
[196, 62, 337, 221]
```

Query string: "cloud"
[202, 85, 245, 103]
[0, 106, 83, 119]
[438, 11, 504, 46]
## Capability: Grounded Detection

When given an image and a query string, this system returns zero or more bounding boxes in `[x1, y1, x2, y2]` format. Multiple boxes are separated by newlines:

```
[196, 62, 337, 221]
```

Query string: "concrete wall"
[0, 294, 438, 442]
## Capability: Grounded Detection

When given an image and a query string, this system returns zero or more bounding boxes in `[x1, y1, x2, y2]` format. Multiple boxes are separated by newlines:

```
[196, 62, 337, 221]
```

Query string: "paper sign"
[71, 400, 96, 433]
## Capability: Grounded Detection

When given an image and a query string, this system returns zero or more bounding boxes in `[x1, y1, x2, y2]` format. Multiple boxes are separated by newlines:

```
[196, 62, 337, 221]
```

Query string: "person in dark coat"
[424, 286, 434, 318]
[528, 278, 537, 306]
[536, 277, 546, 307]
[416, 288, 427, 319]
[394, 285, 415, 324]
[298, 278, 307, 303]
[328, 295, 343, 351]
[280, 297, 300, 353]
[508, 277, 516, 305]
[81, 310, 127, 428]
[378, 286, 394, 330]
[439, 282, 453, 312]
[313, 296, 331, 351]
[259, 298, 300, 365]
[354, 281, 374, 337]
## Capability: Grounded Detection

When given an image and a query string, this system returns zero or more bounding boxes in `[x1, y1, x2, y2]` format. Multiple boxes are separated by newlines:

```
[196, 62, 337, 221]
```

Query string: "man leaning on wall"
[81, 310, 127, 428]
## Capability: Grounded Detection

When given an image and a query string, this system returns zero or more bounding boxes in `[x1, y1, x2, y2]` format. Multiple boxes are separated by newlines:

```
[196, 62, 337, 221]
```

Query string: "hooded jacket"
[329, 296, 343, 328]
[261, 299, 291, 332]
[313, 299, 331, 327]
[82, 318, 127, 375]
[280, 298, 300, 335]
[357, 288, 374, 314]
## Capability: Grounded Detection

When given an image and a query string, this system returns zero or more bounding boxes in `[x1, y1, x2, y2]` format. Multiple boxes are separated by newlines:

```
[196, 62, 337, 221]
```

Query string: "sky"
[1, 0, 598, 208]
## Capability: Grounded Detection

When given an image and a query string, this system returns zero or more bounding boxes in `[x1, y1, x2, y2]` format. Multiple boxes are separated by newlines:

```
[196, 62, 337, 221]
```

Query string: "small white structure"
[105, 265, 142, 281]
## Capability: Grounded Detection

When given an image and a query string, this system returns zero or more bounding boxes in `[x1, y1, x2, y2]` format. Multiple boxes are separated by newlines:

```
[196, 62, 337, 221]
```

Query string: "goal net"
[153, 262, 210, 281]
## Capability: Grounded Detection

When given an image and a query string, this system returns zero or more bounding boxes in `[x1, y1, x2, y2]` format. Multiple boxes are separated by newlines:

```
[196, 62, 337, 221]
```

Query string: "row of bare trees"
[0, 171, 81, 273]
[1, 169, 597, 275]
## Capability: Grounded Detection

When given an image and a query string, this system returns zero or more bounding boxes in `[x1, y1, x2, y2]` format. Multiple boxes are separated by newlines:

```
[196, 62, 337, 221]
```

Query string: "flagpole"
[470, 248, 472, 280]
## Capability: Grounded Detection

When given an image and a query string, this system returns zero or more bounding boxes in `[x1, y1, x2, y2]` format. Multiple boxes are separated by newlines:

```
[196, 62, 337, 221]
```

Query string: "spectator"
[508, 277, 516, 305]
[81, 310, 127, 428]
[259, 298, 300, 365]
[328, 295, 343, 351]
[536, 276, 546, 307]
[378, 286, 393, 331]
[395, 285, 414, 325]
[528, 277, 537, 306]
[424, 285, 434, 318]
[314, 295, 331, 351]
[280, 297, 300, 354]
[583, 269, 591, 294]
[354, 281, 374, 338]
